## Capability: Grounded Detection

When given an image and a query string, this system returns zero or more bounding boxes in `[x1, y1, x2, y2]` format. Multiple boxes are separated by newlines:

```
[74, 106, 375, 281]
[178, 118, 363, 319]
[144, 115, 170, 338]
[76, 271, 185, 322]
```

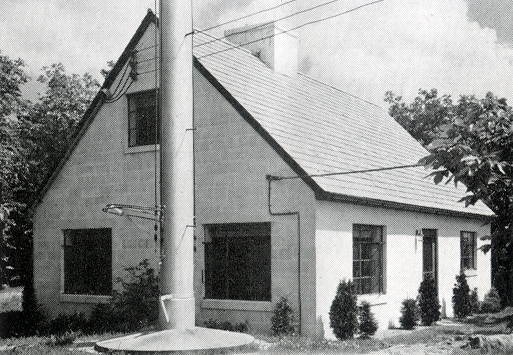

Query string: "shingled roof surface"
[193, 31, 492, 216]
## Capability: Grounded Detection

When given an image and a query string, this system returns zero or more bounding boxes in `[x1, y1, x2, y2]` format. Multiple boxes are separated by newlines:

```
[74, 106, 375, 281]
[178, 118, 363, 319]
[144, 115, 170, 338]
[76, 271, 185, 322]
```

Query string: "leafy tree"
[386, 90, 513, 307]
[417, 276, 440, 326]
[452, 272, 472, 318]
[0, 51, 31, 285]
[1, 56, 100, 286]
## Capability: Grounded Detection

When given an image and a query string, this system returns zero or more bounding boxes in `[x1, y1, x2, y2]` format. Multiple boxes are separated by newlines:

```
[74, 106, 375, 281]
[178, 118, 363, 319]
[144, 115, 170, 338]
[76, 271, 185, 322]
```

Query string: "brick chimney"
[224, 22, 299, 76]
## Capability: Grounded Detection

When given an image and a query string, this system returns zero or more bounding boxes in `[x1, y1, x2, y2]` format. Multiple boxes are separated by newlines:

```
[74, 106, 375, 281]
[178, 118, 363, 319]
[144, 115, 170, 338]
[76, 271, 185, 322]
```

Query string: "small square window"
[128, 90, 159, 147]
[204, 223, 271, 301]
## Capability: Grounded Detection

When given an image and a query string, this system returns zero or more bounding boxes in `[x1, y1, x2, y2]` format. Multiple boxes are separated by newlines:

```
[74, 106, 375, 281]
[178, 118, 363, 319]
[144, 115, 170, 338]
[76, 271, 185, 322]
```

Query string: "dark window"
[128, 90, 159, 147]
[205, 223, 271, 301]
[353, 224, 385, 295]
[63, 228, 112, 295]
[461, 231, 477, 270]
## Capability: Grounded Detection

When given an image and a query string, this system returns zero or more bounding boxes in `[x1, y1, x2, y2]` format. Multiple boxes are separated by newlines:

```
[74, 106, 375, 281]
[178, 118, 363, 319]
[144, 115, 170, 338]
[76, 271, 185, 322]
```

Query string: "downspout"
[266, 175, 302, 336]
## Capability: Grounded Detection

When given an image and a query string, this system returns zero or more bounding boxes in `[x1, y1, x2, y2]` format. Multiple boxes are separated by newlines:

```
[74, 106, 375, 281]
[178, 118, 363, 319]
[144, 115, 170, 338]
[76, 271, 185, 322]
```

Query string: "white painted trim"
[201, 299, 272, 312]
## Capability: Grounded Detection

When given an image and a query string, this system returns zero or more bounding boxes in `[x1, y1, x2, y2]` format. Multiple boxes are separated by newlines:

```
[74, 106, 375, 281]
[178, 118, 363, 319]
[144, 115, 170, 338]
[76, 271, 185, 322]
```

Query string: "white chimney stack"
[225, 22, 299, 77]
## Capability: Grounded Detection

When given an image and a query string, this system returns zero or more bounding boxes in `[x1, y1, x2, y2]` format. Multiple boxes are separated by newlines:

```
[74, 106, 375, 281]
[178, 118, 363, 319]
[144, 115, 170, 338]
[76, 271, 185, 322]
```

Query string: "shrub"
[417, 276, 440, 326]
[480, 287, 502, 313]
[20, 270, 46, 336]
[47, 312, 88, 336]
[399, 298, 419, 330]
[469, 288, 479, 314]
[203, 318, 248, 333]
[271, 297, 296, 336]
[358, 301, 378, 338]
[329, 280, 358, 340]
[109, 259, 159, 332]
[452, 272, 472, 319]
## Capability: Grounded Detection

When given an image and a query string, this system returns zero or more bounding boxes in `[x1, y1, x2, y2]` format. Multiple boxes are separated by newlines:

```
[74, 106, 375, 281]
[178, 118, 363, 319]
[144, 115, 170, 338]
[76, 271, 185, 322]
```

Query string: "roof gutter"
[316, 190, 494, 220]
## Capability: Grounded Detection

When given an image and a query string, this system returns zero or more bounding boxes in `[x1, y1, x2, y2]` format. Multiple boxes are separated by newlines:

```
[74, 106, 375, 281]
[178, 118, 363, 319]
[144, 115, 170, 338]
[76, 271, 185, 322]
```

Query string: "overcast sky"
[1, 0, 512, 106]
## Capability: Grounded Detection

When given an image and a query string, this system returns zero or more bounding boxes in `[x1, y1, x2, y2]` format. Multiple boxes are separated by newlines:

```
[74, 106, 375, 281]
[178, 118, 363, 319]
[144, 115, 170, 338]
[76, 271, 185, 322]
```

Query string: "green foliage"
[480, 287, 502, 313]
[417, 276, 440, 326]
[452, 272, 472, 318]
[358, 301, 378, 338]
[203, 318, 249, 333]
[399, 298, 419, 330]
[108, 259, 159, 332]
[470, 288, 480, 314]
[386, 89, 513, 307]
[329, 280, 358, 340]
[271, 297, 296, 336]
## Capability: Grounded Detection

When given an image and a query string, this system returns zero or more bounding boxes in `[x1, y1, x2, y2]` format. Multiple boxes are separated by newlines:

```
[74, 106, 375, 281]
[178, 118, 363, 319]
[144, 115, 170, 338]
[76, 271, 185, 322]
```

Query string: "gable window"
[353, 224, 386, 295]
[128, 90, 159, 147]
[204, 223, 271, 301]
[461, 231, 477, 270]
[63, 228, 112, 295]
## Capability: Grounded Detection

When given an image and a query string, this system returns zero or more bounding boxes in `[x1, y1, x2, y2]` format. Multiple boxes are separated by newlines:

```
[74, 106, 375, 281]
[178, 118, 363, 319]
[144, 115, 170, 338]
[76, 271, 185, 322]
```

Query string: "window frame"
[204, 223, 271, 302]
[127, 90, 160, 148]
[352, 224, 386, 295]
[62, 228, 112, 296]
[460, 231, 477, 271]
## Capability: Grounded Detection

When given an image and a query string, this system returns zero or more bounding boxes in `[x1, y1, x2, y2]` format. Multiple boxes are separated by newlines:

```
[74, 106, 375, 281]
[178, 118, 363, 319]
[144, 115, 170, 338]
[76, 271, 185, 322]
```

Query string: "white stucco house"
[32, 11, 492, 338]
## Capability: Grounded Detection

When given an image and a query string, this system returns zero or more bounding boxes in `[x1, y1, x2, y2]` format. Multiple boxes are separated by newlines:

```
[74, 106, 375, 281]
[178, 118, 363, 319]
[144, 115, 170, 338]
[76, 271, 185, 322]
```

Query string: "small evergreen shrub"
[470, 288, 479, 314]
[480, 287, 502, 313]
[271, 297, 296, 336]
[417, 276, 440, 326]
[358, 301, 378, 338]
[20, 270, 46, 336]
[399, 298, 419, 330]
[452, 272, 472, 319]
[329, 280, 358, 340]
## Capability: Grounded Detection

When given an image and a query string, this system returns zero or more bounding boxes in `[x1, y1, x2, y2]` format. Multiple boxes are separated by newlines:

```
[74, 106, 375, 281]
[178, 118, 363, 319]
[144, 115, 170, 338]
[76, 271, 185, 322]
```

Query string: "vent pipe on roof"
[224, 22, 299, 77]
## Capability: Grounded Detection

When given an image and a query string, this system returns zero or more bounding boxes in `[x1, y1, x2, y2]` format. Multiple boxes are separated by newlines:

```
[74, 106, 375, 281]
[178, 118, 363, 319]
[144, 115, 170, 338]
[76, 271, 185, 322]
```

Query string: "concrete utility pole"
[159, 0, 195, 330]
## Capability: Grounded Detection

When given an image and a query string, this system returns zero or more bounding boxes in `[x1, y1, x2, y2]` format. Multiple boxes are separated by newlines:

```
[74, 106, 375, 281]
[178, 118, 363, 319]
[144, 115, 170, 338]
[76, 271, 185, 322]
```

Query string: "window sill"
[356, 293, 387, 306]
[60, 294, 111, 304]
[463, 269, 477, 277]
[125, 144, 160, 154]
[201, 299, 272, 312]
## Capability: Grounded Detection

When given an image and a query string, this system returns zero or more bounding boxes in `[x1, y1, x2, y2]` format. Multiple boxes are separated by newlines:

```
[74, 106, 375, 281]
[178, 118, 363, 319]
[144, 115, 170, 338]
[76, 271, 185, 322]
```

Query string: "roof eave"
[316, 190, 494, 220]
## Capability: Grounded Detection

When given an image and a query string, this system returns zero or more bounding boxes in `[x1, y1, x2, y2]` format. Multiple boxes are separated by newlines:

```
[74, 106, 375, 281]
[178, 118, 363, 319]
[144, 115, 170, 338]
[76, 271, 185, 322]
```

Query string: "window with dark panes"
[461, 231, 477, 270]
[204, 223, 271, 301]
[353, 224, 385, 295]
[128, 90, 159, 147]
[63, 228, 112, 295]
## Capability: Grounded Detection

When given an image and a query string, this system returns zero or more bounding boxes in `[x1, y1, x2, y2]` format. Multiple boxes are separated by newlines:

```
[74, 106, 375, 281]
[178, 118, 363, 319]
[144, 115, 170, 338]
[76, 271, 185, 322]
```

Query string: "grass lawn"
[0, 287, 22, 313]
[1, 288, 511, 354]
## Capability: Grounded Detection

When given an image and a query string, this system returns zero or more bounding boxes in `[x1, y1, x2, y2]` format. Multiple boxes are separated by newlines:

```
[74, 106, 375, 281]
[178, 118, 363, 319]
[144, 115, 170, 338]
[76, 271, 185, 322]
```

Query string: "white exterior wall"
[33, 24, 162, 317]
[192, 69, 318, 335]
[315, 200, 491, 339]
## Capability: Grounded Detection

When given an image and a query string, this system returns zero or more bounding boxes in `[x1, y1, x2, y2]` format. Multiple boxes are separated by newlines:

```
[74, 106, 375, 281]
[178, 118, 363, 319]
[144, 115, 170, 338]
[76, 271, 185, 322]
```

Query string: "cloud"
[3, 0, 513, 106]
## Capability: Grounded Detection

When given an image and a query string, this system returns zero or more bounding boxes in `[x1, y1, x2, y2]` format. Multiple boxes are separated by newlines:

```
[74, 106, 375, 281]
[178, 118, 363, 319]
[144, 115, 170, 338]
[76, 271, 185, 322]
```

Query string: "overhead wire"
[194, 0, 344, 48]
[196, 0, 298, 34]
[197, 0, 384, 59]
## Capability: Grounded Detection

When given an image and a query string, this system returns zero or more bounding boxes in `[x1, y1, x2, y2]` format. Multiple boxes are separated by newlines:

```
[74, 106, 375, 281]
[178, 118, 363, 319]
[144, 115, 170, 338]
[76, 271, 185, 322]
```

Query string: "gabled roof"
[33, 11, 493, 218]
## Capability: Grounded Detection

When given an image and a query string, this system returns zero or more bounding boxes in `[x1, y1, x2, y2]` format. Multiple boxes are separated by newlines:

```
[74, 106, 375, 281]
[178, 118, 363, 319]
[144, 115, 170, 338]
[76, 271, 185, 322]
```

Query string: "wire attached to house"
[267, 163, 421, 181]
[197, 0, 384, 59]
